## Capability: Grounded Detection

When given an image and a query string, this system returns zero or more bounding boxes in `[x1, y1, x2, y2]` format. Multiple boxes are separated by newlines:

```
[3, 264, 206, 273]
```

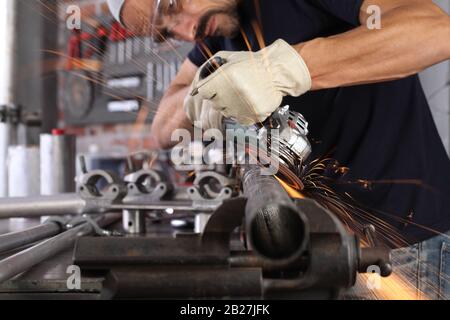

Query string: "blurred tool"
[0, 1, 18, 198]
[61, 6, 192, 125]
[0, 106, 16, 197]
[7, 145, 40, 197]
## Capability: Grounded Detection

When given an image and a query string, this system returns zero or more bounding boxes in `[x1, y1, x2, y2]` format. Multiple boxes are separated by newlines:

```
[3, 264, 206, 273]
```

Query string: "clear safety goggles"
[151, 0, 184, 42]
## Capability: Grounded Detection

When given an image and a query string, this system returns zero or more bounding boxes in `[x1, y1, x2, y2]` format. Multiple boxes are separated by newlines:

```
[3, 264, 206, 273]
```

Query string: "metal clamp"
[188, 171, 235, 206]
[123, 169, 172, 202]
[76, 155, 126, 201]
[77, 169, 126, 201]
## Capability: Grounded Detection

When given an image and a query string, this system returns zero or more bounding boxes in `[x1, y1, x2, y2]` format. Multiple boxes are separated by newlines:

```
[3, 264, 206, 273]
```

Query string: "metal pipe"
[122, 210, 146, 234]
[0, 214, 120, 283]
[242, 166, 309, 264]
[111, 202, 211, 212]
[0, 108, 10, 198]
[229, 251, 307, 272]
[0, 0, 19, 197]
[0, 193, 216, 219]
[0, 221, 62, 254]
[0, 193, 86, 219]
[0, 0, 18, 105]
[40, 133, 77, 195]
[102, 268, 263, 299]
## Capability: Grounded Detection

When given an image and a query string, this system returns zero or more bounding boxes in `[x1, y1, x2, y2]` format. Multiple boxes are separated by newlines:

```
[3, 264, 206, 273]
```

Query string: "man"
[107, 0, 450, 299]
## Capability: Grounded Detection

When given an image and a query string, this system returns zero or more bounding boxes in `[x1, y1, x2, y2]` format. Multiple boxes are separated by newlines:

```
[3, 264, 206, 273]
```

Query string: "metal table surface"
[0, 217, 186, 299]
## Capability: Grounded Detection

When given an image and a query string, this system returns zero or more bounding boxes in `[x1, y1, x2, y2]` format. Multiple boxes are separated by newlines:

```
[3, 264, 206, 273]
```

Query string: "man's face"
[121, 0, 240, 42]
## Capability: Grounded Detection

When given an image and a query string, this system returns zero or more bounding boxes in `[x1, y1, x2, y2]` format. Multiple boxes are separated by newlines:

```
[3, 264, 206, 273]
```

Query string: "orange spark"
[276, 176, 305, 199]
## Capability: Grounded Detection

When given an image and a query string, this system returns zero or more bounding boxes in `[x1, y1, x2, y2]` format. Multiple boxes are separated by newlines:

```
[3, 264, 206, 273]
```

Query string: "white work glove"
[184, 97, 224, 131]
[184, 39, 312, 126]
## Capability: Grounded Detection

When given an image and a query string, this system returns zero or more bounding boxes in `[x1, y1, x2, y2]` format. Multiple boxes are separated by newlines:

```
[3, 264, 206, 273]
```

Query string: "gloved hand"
[184, 39, 312, 126]
[184, 97, 224, 131]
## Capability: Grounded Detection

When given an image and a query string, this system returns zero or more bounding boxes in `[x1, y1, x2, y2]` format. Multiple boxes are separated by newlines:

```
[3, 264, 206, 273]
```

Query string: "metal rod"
[242, 166, 309, 263]
[229, 251, 307, 272]
[40, 133, 77, 195]
[0, 0, 18, 105]
[110, 202, 214, 212]
[0, 194, 213, 219]
[0, 194, 86, 219]
[0, 221, 62, 254]
[0, 214, 120, 283]
[102, 268, 263, 299]
[0, 0, 19, 197]
[122, 210, 146, 234]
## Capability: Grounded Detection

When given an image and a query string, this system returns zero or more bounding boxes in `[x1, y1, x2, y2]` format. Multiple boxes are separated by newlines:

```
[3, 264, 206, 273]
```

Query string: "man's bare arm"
[296, 0, 450, 89]
[150, 59, 198, 149]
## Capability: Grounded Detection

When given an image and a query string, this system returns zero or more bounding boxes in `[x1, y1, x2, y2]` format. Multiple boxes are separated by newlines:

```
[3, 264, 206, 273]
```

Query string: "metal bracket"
[66, 215, 123, 237]
[123, 169, 172, 203]
[188, 171, 236, 208]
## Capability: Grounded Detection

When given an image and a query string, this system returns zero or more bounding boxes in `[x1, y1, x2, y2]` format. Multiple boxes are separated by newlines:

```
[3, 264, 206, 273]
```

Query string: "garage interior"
[0, 0, 448, 300]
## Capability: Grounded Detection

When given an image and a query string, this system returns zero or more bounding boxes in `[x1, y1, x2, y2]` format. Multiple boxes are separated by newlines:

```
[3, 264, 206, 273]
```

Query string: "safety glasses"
[151, 0, 184, 42]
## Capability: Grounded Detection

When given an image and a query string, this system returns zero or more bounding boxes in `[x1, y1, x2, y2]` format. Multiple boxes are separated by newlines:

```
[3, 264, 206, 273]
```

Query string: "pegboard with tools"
[59, 2, 193, 126]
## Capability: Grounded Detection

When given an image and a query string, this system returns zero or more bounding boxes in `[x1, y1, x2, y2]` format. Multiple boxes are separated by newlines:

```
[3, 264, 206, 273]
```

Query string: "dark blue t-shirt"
[188, 0, 450, 246]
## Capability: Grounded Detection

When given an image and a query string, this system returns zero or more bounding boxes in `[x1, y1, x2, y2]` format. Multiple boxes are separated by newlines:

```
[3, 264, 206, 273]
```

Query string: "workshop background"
[0, 0, 447, 222]
[11, 0, 450, 145]
[0, 0, 448, 300]
[1, 0, 448, 160]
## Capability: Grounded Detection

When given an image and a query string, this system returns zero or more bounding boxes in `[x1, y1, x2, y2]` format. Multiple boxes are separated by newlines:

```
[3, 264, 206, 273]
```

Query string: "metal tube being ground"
[242, 167, 309, 264]
[0, 194, 86, 219]
[0, 214, 120, 283]
[0, 221, 62, 254]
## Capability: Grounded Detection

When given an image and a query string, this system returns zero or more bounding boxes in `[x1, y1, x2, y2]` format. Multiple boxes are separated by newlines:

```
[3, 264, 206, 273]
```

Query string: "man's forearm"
[295, 2, 450, 90]
[150, 85, 192, 150]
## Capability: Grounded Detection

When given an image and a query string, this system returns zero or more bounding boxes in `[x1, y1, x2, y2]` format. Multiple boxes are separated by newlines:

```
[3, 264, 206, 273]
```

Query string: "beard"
[195, 2, 240, 39]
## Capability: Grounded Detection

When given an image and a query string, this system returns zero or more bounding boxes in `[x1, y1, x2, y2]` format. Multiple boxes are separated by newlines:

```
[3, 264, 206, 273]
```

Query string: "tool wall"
[60, 2, 192, 126]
